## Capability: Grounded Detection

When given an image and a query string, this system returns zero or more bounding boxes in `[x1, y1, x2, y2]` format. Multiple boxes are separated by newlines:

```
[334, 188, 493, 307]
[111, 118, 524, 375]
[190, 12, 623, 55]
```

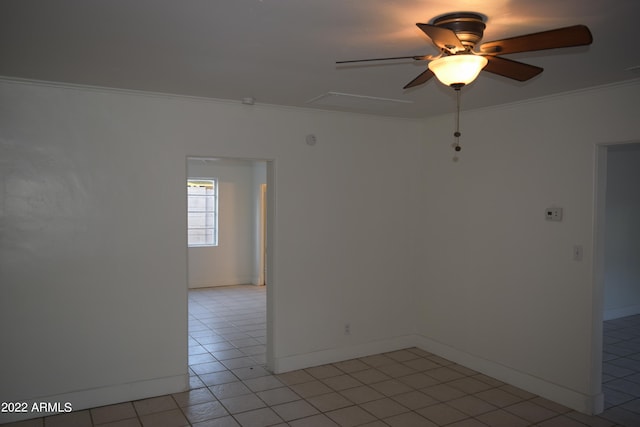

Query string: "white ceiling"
[2, 0, 639, 118]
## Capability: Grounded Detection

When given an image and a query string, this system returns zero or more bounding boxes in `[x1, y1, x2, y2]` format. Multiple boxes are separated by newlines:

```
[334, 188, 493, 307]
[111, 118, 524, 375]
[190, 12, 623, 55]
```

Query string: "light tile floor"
[5, 285, 640, 426]
[601, 314, 640, 425]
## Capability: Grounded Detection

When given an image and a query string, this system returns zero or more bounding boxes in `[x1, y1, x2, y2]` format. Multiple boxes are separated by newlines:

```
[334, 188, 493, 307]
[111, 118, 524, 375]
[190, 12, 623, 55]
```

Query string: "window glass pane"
[187, 178, 217, 247]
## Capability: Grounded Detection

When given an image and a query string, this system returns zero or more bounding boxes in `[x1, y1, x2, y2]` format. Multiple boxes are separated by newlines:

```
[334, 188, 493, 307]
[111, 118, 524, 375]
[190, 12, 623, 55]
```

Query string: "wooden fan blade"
[403, 69, 434, 89]
[480, 25, 592, 55]
[336, 55, 433, 64]
[482, 56, 543, 81]
[416, 23, 466, 53]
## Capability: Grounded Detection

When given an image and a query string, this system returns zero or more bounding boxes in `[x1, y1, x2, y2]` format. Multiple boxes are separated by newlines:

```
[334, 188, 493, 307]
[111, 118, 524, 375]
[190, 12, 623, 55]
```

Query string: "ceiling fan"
[337, 12, 593, 90]
[338, 12, 593, 158]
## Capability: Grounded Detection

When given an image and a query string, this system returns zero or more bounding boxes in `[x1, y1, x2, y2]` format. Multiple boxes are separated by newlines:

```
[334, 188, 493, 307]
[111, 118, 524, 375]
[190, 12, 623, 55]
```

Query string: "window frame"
[187, 178, 218, 247]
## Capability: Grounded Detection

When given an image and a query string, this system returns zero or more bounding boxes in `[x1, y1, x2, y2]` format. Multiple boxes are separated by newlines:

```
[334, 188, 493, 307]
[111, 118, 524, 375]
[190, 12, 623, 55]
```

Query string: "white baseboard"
[4, 333, 606, 422]
[0, 374, 188, 423]
[271, 335, 418, 374]
[604, 304, 640, 321]
[272, 334, 603, 414]
[188, 280, 255, 289]
[415, 335, 603, 415]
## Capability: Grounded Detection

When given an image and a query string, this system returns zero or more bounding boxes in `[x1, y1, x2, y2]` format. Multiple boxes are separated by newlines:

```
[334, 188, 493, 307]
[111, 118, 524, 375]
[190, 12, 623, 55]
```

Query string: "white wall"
[0, 79, 424, 422]
[0, 82, 190, 422]
[417, 80, 640, 414]
[3, 77, 638, 422]
[603, 143, 640, 319]
[187, 158, 266, 288]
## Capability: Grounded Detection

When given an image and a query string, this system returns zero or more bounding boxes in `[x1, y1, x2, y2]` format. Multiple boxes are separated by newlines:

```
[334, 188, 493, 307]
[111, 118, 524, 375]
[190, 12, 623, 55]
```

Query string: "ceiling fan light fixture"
[428, 54, 488, 87]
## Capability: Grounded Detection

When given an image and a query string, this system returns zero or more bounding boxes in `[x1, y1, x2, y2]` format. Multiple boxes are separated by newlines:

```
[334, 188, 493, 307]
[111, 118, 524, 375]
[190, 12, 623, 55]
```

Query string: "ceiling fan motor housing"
[432, 12, 486, 49]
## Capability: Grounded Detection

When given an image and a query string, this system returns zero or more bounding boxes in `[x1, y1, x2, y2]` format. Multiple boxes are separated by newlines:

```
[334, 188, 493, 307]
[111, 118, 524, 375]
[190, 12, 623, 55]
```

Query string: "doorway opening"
[186, 157, 275, 378]
[594, 141, 640, 417]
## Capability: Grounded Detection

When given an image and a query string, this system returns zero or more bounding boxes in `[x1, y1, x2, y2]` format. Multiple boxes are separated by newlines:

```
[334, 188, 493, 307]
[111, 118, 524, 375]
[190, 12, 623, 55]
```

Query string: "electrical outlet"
[344, 323, 351, 335]
[545, 207, 563, 222]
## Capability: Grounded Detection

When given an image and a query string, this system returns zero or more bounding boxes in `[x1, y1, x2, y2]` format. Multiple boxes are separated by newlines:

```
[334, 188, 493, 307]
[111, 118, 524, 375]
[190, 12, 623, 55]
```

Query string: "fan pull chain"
[453, 85, 462, 161]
